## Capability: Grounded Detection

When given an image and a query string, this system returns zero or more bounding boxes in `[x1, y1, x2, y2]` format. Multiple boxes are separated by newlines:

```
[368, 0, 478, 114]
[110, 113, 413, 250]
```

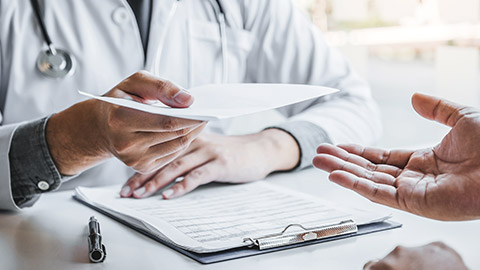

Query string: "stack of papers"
[79, 83, 338, 120]
[74, 182, 390, 254]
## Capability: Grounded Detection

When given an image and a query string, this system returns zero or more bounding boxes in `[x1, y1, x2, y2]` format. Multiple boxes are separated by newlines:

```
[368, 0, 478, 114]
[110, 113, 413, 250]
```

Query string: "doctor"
[0, 0, 381, 210]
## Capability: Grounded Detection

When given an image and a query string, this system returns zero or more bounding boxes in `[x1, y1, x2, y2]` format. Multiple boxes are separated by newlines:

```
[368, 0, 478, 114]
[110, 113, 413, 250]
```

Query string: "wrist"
[46, 100, 112, 175]
[257, 129, 300, 172]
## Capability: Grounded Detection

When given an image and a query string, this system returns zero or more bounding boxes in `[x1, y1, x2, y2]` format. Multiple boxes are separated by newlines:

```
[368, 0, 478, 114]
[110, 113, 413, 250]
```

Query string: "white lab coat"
[0, 0, 381, 210]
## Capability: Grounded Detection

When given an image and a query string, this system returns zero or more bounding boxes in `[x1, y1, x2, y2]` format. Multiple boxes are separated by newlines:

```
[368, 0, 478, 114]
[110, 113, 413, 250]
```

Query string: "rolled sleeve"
[268, 121, 332, 170]
[8, 117, 62, 208]
[0, 123, 21, 210]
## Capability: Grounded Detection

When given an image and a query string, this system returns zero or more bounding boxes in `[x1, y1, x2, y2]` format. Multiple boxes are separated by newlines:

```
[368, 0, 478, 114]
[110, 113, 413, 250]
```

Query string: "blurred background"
[294, 0, 480, 148]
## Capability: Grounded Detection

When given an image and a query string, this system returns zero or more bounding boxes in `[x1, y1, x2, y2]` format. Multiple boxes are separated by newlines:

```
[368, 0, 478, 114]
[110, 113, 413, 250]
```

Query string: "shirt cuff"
[267, 121, 332, 171]
[9, 116, 63, 207]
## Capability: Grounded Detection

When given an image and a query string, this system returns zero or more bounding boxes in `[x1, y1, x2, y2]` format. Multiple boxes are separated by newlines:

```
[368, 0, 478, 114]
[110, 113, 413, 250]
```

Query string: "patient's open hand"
[314, 93, 480, 221]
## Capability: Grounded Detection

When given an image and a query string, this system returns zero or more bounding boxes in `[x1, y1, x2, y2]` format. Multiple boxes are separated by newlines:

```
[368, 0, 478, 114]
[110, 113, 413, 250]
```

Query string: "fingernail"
[162, 189, 174, 199]
[133, 187, 146, 198]
[173, 89, 193, 104]
[120, 186, 131, 197]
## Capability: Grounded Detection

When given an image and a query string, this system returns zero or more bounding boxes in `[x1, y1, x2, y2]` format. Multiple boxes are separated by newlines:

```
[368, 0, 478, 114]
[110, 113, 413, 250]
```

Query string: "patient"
[314, 93, 476, 269]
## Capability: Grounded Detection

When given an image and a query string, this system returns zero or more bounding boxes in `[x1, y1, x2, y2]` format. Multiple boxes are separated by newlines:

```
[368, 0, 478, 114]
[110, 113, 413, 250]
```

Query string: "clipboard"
[74, 196, 402, 264]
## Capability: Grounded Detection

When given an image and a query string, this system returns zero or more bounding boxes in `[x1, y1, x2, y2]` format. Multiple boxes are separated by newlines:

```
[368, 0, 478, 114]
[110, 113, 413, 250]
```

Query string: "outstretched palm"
[314, 93, 480, 221]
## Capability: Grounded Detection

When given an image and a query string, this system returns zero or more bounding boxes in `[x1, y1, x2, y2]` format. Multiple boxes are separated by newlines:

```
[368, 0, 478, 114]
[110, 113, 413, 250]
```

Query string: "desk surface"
[1, 169, 478, 270]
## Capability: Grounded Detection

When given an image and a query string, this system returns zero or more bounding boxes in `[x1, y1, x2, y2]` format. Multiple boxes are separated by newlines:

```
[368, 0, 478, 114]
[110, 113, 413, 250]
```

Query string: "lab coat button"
[112, 7, 129, 25]
[37, 181, 50, 191]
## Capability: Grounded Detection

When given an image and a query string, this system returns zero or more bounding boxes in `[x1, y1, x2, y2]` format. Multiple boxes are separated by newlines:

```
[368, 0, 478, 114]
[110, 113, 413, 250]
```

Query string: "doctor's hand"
[46, 71, 205, 176]
[314, 93, 480, 221]
[119, 129, 300, 199]
[363, 242, 468, 270]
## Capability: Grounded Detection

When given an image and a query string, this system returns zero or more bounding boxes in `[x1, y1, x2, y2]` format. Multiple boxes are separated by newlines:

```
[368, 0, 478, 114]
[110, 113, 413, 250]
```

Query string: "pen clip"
[100, 244, 107, 262]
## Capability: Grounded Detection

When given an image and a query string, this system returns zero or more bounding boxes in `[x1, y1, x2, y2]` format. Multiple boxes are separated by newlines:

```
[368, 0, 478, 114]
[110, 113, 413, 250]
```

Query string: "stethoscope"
[32, 0, 229, 83]
[31, 0, 76, 79]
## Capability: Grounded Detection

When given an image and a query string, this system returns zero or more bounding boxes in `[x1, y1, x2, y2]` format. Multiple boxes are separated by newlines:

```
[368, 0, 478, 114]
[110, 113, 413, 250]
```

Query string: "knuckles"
[153, 79, 168, 94]
[365, 162, 377, 171]
[168, 159, 184, 171]
[161, 117, 179, 131]
[152, 78, 177, 101]
[175, 128, 190, 137]
[179, 134, 192, 147]
[190, 169, 204, 179]
[130, 70, 149, 81]
[216, 155, 229, 166]
[205, 144, 223, 157]
[169, 133, 193, 152]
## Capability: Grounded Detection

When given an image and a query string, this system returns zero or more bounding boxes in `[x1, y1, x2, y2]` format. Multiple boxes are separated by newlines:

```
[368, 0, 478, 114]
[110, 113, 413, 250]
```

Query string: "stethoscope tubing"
[30, 0, 55, 54]
[31, 0, 76, 78]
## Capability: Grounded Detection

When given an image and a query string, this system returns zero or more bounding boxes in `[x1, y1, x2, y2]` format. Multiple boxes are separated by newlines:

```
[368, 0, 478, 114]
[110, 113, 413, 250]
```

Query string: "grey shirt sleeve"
[268, 121, 332, 171]
[9, 116, 63, 207]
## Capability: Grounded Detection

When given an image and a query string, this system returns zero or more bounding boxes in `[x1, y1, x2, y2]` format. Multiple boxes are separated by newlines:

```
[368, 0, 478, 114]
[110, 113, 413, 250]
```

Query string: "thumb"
[412, 93, 466, 127]
[119, 71, 194, 108]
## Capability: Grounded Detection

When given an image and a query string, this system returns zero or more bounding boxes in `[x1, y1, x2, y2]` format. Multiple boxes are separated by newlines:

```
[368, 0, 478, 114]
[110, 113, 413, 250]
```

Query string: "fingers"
[163, 162, 220, 199]
[121, 123, 205, 174]
[329, 170, 399, 209]
[135, 126, 201, 146]
[313, 154, 397, 186]
[120, 71, 194, 108]
[111, 126, 202, 156]
[123, 150, 183, 196]
[107, 105, 203, 132]
[336, 144, 413, 169]
[411, 93, 468, 127]
[125, 151, 185, 198]
[130, 151, 211, 199]
[120, 172, 156, 197]
[147, 123, 205, 160]
[316, 144, 403, 177]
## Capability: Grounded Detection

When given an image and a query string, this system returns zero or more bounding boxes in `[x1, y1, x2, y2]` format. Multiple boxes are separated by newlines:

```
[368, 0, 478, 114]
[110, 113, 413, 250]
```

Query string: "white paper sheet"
[79, 84, 338, 121]
[75, 182, 388, 253]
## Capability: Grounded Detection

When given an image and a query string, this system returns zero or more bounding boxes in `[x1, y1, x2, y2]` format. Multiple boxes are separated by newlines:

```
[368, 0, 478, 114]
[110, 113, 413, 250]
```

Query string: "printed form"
[75, 182, 387, 253]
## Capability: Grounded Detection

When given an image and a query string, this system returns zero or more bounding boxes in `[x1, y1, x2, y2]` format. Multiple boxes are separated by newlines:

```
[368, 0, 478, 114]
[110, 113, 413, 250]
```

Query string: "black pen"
[88, 216, 106, 263]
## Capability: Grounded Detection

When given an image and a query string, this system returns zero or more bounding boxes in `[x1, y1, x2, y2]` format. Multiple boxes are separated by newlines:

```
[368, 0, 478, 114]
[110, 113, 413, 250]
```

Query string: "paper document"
[74, 182, 389, 253]
[79, 84, 338, 121]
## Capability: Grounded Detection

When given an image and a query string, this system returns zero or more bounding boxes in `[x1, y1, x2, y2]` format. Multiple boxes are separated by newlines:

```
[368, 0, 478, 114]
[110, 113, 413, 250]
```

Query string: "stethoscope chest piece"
[36, 48, 75, 78]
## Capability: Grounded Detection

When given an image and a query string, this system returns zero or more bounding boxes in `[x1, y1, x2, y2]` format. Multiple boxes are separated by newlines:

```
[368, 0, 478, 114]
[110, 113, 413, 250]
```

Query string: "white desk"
[1, 169, 479, 270]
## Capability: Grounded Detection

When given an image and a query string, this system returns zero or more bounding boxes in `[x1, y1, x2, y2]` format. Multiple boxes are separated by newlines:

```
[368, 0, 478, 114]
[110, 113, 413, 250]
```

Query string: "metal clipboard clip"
[243, 219, 358, 250]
